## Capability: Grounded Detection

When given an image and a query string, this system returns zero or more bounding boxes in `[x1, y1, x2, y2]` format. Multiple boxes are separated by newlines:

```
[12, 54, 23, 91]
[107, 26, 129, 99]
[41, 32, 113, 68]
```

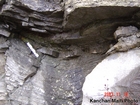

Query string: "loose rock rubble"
[106, 26, 140, 54]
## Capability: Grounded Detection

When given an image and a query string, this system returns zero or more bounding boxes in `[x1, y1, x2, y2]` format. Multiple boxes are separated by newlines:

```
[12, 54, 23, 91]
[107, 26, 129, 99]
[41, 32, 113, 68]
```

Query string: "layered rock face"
[0, 0, 63, 33]
[0, 0, 140, 105]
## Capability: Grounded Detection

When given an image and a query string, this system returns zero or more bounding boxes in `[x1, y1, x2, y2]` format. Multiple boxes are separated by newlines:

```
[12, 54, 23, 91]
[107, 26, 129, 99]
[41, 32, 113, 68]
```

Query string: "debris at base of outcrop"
[106, 26, 140, 55]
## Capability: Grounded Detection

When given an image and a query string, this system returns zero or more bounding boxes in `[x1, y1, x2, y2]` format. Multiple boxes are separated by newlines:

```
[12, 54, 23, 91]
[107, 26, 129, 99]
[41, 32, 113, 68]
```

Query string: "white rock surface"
[82, 48, 140, 105]
[114, 26, 138, 39]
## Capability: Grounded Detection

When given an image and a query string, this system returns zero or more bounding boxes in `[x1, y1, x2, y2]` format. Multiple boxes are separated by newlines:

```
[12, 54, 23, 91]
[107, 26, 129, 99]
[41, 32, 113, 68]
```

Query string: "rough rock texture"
[0, 0, 63, 33]
[0, 53, 6, 104]
[64, 0, 140, 29]
[82, 26, 140, 105]
[10, 70, 47, 105]
[0, 37, 7, 105]
[0, 0, 140, 105]
[41, 56, 85, 105]
[0, 35, 106, 105]
[106, 26, 140, 54]
[82, 49, 140, 105]
[5, 39, 38, 93]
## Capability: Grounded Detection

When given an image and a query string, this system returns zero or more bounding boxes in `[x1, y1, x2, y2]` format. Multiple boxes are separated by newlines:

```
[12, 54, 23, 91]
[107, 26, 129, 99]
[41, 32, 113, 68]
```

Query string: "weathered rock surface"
[64, 0, 140, 30]
[10, 70, 47, 105]
[41, 55, 85, 105]
[5, 39, 36, 92]
[0, 37, 7, 105]
[0, 54, 7, 103]
[0, 28, 10, 37]
[0, 0, 63, 33]
[37, 47, 59, 58]
[0, 34, 106, 105]
[82, 26, 140, 105]
[0, 0, 140, 105]
[114, 26, 138, 39]
[82, 48, 140, 105]
[106, 26, 140, 54]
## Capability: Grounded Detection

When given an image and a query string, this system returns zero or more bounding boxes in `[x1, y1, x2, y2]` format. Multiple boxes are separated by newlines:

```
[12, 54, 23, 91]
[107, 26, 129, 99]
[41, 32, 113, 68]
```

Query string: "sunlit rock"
[82, 48, 140, 105]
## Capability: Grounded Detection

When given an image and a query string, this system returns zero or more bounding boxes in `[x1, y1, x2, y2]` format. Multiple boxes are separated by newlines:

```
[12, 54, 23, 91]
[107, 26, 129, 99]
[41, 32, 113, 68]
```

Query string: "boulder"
[82, 48, 140, 105]
[114, 26, 138, 39]
[0, 0, 63, 33]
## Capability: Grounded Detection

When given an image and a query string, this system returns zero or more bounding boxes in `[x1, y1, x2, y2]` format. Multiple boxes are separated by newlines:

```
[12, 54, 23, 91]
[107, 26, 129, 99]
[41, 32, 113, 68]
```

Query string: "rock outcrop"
[0, 0, 63, 34]
[82, 26, 140, 105]
[82, 48, 140, 105]
[64, 0, 140, 29]
[0, 0, 140, 105]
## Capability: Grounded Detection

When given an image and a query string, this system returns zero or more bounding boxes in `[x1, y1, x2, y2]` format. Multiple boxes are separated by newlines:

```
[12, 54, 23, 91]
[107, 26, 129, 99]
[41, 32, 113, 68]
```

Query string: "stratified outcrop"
[0, 0, 63, 33]
[0, 0, 140, 105]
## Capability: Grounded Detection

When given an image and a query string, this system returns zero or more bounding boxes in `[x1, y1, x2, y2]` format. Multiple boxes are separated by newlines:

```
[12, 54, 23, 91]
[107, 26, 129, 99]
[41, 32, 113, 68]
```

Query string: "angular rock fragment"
[0, 37, 9, 53]
[106, 35, 140, 54]
[63, 51, 80, 60]
[0, 28, 10, 37]
[63, 46, 81, 60]
[0, 41, 10, 49]
[114, 26, 138, 39]
[37, 47, 59, 58]
[106, 26, 140, 54]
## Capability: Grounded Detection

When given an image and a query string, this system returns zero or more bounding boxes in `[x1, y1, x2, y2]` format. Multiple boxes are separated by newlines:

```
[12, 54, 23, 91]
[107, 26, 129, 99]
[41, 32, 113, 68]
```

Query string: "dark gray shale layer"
[0, 0, 140, 105]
